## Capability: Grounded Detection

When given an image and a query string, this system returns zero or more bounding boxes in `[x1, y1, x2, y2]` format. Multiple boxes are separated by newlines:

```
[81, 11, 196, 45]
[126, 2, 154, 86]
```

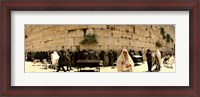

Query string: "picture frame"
[0, 0, 199, 97]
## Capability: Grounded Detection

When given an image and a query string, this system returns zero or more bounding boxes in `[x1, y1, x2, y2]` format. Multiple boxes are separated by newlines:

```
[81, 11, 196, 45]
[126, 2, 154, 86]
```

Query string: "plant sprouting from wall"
[166, 33, 171, 43]
[160, 27, 165, 35]
[160, 27, 166, 40]
[80, 34, 98, 44]
[155, 41, 163, 48]
[160, 27, 173, 43]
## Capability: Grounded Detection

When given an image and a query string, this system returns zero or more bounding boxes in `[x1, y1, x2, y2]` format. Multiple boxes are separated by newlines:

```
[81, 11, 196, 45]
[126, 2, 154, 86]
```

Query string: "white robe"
[51, 51, 60, 66]
[167, 56, 175, 68]
[116, 49, 135, 72]
[155, 49, 162, 66]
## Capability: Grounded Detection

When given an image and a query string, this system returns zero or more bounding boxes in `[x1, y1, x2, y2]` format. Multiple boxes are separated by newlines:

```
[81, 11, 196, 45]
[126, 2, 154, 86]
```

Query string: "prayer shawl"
[116, 49, 134, 72]
[51, 51, 60, 66]
[167, 56, 175, 67]
[155, 49, 162, 66]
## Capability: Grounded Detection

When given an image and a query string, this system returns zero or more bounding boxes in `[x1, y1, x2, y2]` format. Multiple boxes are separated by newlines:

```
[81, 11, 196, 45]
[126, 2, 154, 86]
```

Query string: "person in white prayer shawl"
[116, 49, 135, 72]
[166, 53, 175, 69]
[51, 51, 60, 69]
[43, 59, 50, 69]
[154, 49, 161, 71]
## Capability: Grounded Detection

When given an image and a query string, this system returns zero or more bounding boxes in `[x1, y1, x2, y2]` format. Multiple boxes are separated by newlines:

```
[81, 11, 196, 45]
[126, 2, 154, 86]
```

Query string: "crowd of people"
[145, 49, 175, 72]
[25, 47, 175, 72]
[116, 49, 175, 72]
[25, 48, 120, 72]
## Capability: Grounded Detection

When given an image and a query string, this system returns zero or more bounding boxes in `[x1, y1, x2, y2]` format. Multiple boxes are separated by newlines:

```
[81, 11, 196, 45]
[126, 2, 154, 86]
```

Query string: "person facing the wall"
[154, 49, 161, 71]
[57, 52, 69, 72]
[146, 49, 152, 72]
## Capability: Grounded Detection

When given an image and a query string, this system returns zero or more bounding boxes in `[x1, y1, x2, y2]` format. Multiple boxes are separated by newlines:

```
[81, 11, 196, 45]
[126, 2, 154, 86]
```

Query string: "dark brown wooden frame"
[0, 0, 199, 97]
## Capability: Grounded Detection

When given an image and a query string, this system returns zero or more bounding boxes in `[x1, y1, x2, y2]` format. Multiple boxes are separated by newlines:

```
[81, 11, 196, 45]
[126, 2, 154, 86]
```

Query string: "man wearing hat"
[146, 49, 152, 72]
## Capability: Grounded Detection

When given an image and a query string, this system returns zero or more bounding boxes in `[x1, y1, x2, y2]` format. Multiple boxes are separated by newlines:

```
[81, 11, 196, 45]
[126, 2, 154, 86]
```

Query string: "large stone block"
[129, 40, 135, 46]
[65, 25, 88, 30]
[138, 36, 146, 42]
[106, 37, 119, 45]
[66, 38, 73, 46]
[73, 37, 84, 46]
[112, 30, 122, 38]
[127, 46, 135, 51]
[94, 29, 108, 37]
[108, 45, 123, 52]
[118, 38, 129, 46]
[114, 25, 129, 32]
[88, 25, 107, 29]
[68, 29, 84, 37]
[121, 34, 133, 40]
[135, 25, 150, 37]
[80, 45, 101, 51]
[100, 45, 109, 52]
[97, 37, 108, 45]
[86, 28, 94, 35]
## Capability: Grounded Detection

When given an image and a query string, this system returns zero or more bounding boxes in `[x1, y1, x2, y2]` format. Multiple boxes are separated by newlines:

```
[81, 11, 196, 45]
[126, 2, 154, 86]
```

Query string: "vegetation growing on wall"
[80, 34, 98, 44]
[160, 27, 165, 35]
[155, 41, 163, 48]
[160, 27, 174, 43]
[160, 27, 166, 40]
[166, 33, 171, 43]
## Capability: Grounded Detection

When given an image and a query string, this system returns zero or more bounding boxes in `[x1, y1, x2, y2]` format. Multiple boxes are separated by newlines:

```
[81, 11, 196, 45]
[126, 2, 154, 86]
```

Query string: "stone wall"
[25, 25, 175, 53]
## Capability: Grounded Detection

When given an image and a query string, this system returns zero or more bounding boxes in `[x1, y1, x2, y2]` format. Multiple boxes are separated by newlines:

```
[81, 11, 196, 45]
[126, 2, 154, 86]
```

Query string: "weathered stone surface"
[135, 25, 150, 37]
[118, 38, 129, 46]
[86, 28, 94, 35]
[112, 30, 122, 38]
[66, 38, 73, 46]
[88, 25, 107, 29]
[73, 37, 84, 46]
[97, 37, 108, 45]
[65, 25, 88, 30]
[25, 25, 175, 52]
[94, 29, 108, 37]
[106, 37, 118, 45]
[109, 45, 123, 52]
[80, 45, 100, 51]
[100, 45, 109, 52]
[68, 29, 84, 37]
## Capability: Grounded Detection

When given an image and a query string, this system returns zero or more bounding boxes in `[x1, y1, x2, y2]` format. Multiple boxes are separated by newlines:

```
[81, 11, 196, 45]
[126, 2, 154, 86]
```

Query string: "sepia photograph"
[25, 25, 175, 73]
[1, 0, 198, 96]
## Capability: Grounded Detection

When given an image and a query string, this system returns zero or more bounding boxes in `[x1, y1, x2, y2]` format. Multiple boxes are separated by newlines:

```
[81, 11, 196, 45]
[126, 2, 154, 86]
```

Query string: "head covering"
[51, 51, 60, 65]
[156, 49, 161, 58]
[116, 49, 134, 72]
[155, 49, 162, 66]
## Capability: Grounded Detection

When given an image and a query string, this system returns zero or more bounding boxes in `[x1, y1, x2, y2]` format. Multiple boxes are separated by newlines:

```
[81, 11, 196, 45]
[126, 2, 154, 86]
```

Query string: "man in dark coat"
[113, 51, 118, 62]
[146, 49, 152, 72]
[99, 50, 105, 61]
[56, 52, 69, 72]
[74, 49, 80, 67]
[108, 50, 114, 66]
[138, 50, 143, 62]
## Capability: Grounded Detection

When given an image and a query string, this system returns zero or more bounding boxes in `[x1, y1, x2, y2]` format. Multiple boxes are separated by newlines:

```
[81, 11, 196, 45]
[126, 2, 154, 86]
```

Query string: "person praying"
[116, 49, 135, 72]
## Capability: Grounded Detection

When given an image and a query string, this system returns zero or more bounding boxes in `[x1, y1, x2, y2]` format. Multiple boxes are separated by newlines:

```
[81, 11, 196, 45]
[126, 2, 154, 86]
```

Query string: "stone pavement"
[25, 59, 175, 73]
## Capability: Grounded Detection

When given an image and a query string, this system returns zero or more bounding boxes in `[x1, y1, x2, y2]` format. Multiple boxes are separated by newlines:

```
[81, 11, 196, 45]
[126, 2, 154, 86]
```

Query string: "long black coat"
[58, 55, 68, 66]
[146, 51, 152, 62]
